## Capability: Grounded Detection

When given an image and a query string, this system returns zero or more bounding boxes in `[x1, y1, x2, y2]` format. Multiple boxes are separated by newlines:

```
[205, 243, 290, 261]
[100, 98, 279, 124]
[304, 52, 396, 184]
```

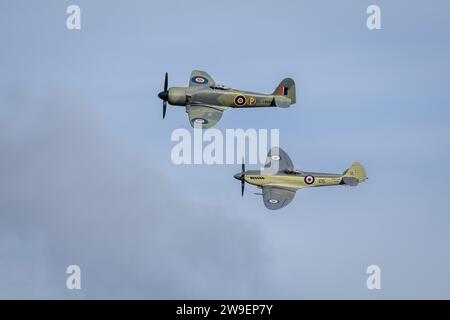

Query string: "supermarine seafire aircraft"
[234, 147, 368, 210]
[157, 70, 296, 128]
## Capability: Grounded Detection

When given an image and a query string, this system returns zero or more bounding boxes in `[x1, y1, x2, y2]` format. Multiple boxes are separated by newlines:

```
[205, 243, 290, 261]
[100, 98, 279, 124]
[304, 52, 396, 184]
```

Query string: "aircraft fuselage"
[168, 87, 290, 108]
[243, 170, 344, 190]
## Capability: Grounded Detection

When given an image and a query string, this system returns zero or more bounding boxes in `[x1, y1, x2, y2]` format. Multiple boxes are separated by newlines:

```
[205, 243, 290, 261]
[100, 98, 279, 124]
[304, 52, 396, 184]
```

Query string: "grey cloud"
[0, 93, 270, 299]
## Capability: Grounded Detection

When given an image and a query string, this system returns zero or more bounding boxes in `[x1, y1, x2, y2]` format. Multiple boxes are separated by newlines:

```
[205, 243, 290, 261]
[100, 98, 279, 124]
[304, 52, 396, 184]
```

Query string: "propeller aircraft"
[157, 70, 296, 129]
[234, 147, 368, 210]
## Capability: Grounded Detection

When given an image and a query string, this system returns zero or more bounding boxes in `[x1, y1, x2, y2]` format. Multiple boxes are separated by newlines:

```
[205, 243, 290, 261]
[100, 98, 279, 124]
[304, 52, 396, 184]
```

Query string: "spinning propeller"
[157, 72, 169, 119]
[233, 161, 246, 197]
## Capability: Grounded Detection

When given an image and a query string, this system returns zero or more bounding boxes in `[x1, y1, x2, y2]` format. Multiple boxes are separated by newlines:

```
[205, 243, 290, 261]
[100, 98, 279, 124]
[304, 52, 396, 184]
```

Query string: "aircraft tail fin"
[272, 78, 296, 106]
[342, 162, 368, 186]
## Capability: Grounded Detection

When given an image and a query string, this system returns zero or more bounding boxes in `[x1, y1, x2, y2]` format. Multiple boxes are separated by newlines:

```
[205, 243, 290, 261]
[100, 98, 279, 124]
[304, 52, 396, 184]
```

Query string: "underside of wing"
[262, 186, 296, 210]
[262, 147, 294, 174]
[189, 70, 215, 88]
[186, 105, 224, 129]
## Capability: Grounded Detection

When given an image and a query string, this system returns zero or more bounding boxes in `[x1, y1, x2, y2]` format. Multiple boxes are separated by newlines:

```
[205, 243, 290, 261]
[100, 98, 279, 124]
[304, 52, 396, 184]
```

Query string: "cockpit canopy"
[210, 84, 230, 90]
[284, 169, 303, 175]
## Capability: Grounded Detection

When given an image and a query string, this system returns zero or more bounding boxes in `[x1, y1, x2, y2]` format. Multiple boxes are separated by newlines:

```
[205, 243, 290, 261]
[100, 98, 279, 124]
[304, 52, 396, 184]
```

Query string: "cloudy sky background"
[1, 0, 450, 299]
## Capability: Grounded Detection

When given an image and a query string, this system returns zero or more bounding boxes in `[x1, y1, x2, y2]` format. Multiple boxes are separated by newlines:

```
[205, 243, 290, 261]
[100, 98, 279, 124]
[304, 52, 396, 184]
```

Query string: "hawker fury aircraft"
[233, 147, 368, 210]
[157, 70, 296, 129]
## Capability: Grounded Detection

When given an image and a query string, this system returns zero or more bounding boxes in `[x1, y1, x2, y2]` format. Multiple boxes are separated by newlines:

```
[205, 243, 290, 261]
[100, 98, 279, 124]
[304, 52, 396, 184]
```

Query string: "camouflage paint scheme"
[234, 147, 368, 210]
[158, 70, 296, 128]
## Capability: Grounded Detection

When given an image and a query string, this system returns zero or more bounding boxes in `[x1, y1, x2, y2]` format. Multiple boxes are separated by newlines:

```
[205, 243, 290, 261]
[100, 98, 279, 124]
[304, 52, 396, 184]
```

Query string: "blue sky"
[1, 0, 450, 298]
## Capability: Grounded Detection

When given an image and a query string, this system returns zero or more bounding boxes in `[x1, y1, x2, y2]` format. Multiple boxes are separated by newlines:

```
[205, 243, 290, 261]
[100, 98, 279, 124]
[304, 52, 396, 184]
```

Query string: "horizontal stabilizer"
[341, 176, 359, 186]
[272, 95, 291, 108]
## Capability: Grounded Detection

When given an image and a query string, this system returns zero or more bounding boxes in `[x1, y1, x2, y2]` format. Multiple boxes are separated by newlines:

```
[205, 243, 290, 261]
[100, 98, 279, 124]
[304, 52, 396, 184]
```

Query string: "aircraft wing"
[186, 104, 224, 129]
[189, 70, 215, 88]
[263, 147, 294, 173]
[262, 186, 296, 210]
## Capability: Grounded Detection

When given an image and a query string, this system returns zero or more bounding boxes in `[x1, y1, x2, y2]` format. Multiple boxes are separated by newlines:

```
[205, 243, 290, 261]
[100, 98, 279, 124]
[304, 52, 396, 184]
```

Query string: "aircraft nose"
[234, 173, 244, 181]
[158, 90, 168, 101]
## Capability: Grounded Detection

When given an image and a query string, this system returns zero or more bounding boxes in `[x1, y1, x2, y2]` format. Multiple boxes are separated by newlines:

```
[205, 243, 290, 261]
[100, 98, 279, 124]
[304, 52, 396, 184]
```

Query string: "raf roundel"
[191, 76, 208, 84]
[234, 95, 246, 106]
[271, 155, 281, 161]
[268, 199, 279, 204]
[304, 175, 315, 185]
[192, 118, 208, 125]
